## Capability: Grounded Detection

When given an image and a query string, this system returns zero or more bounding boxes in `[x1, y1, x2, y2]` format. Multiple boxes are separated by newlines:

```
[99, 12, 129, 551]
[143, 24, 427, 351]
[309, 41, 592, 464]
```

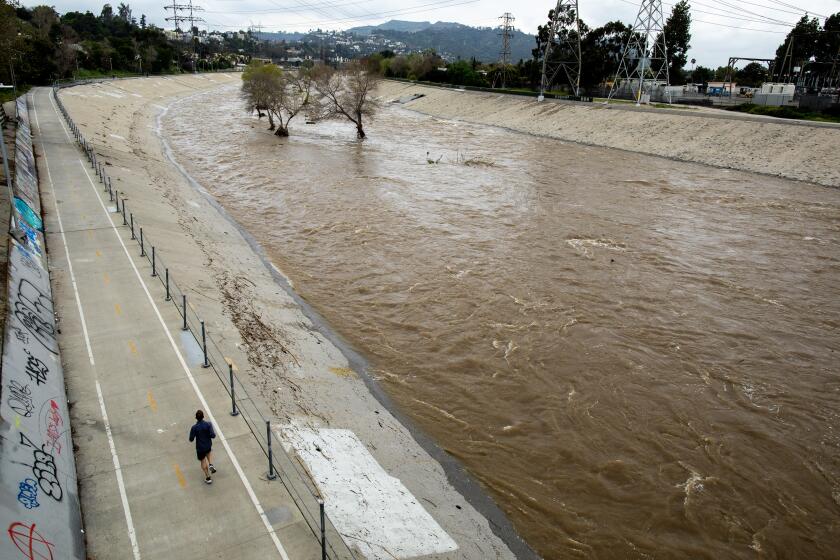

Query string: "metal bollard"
[109, 185, 113, 202]
[201, 321, 209, 368]
[319, 499, 326, 560]
[266, 421, 277, 480]
[107, 176, 112, 193]
[140, 227, 144, 256]
[151, 247, 156, 277]
[229, 364, 239, 416]
[115, 190, 119, 209]
[182, 295, 188, 331]
[130, 213, 135, 239]
[122, 202, 127, 225]
[165, 268, 171, 301]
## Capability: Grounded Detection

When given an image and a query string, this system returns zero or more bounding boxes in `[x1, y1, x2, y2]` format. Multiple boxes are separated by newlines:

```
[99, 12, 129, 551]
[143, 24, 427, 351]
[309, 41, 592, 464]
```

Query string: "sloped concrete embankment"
[379, 81, 840, 188]
[0, 96, 85, 559]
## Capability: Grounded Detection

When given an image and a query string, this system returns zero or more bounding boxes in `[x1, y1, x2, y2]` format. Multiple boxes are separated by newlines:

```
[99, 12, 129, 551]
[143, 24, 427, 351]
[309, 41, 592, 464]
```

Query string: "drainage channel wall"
[0, 95, 85, 559]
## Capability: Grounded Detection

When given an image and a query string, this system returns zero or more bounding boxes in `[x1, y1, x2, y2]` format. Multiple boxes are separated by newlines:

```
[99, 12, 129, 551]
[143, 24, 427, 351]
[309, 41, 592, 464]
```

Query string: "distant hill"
[349, 19, 535, 62]
[348, 20, 437, 34]
[255, 31, 307, 42]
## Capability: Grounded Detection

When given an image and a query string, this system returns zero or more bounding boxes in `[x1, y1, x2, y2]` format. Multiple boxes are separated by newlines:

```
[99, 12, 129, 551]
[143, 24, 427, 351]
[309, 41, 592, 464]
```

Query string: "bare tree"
[241, 61, 282, 130]
[242, 63, 314, 137]
[269, 69, 313, 137]
[312, 61, 381, 139]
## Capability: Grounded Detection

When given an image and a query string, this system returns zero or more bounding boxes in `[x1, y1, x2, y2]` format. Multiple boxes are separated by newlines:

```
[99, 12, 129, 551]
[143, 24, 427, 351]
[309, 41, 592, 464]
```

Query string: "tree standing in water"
[312, 61, 381, 139]
[242, 62, 313, 137]
[241, 61, 282, 130]
[271, 68, 314, 137]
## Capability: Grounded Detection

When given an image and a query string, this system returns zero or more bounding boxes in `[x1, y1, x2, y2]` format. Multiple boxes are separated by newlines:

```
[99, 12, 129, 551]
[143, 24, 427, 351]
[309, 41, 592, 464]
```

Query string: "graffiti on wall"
[1, 95, 84, 560]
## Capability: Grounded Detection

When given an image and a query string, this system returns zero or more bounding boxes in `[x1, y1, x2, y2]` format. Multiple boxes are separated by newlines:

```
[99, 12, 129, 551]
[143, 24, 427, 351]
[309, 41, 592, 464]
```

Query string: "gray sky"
[26, 0, 840, 67]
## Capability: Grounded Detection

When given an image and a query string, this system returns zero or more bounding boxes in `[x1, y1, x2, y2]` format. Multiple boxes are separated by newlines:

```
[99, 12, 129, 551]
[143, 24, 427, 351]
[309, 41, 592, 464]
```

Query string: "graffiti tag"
[17, 479, 39, 510]
[11, 326, 30, 345]
[18, 432, 62, 502]
[45, 401, 64, 455]
[7, 380, 34, 417]
[14, 279, 57, 355]
[7, 521, 54, 560]
[23, 351, 49, 386]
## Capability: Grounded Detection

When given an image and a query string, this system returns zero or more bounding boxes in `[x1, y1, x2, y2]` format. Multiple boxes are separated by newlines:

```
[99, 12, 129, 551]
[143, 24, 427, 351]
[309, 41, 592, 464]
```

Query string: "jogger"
[189, 410, 217, 484]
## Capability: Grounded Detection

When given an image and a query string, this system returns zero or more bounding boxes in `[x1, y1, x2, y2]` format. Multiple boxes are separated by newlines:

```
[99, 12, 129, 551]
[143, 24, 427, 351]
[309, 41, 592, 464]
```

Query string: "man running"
[189, 410, 217, 484]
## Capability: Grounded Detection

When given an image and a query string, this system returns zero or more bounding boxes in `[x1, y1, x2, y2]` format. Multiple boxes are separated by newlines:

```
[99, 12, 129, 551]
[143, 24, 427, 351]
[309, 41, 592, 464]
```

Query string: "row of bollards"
[53, 84, 334, 560]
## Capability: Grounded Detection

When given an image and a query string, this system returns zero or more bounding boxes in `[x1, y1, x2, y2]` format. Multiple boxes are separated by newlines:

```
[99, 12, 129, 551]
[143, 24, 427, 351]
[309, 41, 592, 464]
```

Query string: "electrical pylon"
[539, 0, 582, 99]
[496, 13, 515, 89]
[164, 1, 204, 33]
[608, 0, 670, 104]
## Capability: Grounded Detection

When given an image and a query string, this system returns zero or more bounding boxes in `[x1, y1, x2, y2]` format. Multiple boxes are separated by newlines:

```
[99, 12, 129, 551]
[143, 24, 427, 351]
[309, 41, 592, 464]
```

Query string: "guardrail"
[0, 94, 86, 559]
[52, 82, 357, 559]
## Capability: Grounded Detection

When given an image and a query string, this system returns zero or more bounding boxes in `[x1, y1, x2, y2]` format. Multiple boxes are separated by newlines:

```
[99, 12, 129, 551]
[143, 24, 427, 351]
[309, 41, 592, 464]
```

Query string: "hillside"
[348, 19, 535, 62]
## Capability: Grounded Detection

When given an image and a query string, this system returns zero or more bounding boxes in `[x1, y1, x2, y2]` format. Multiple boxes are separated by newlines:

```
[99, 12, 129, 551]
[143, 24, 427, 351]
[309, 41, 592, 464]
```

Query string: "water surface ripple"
[163, 84, 840, 559]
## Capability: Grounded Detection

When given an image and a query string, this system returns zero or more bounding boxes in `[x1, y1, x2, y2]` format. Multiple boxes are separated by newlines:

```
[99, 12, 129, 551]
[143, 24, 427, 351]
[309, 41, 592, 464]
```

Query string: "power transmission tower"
[495, 13, 515, 89]
[539, 0, 582, 99]
[165, 1, 204, 72]
[164, 1, 204, 33]
[164, 2, 189, 32]
[608, 0, 670, 104]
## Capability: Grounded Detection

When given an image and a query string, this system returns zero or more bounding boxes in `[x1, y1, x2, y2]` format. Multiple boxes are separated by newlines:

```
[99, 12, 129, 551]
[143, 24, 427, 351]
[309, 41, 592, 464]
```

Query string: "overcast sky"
[26, 0, 840, 67]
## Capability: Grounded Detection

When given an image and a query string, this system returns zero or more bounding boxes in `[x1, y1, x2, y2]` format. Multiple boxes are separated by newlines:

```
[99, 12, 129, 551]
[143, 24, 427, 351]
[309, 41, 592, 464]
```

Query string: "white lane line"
[33, 90, 142, 560]
[96, 380, 141, 560]
[67, 123, 291, 558]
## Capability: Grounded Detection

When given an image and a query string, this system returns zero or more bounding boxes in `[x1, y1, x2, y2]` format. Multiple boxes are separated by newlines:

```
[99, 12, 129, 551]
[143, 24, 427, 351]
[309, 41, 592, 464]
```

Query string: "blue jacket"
[189, 420, 216, 452]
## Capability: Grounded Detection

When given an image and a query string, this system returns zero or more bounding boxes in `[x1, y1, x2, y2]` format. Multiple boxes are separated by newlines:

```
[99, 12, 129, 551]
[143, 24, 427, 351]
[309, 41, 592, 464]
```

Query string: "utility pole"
[495, 13, 515, 89]
[608, 0, 670, 104]
[539, 0, 582, 99]
[777, 35, 794, 83]
[165, 1, 204, 71]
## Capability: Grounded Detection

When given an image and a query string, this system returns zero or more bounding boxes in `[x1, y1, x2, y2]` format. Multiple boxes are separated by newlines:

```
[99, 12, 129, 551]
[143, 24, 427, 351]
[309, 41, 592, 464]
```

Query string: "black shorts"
[197, 448, 211, 461]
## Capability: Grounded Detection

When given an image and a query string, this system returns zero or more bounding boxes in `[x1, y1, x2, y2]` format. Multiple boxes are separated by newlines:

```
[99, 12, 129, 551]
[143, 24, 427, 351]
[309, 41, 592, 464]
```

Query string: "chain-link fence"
[53, 83, 356, 560]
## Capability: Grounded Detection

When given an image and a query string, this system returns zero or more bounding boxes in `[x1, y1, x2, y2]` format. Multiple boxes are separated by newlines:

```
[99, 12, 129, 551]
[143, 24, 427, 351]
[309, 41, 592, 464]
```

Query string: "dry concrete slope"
[378, 81, 840, 188]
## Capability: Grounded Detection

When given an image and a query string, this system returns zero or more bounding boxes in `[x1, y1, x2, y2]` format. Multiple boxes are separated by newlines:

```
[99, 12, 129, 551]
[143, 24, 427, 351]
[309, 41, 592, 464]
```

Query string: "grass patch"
[725, 103, 840, 123]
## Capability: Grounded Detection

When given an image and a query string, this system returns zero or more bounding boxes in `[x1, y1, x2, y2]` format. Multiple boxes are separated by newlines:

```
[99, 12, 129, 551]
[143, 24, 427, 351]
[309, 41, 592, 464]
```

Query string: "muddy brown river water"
[162, 84, 840, 559]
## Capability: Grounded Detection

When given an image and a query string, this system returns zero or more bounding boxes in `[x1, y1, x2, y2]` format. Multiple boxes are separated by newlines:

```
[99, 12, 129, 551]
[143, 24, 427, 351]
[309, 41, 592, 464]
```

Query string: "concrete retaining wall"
[0, 95, 85, 559]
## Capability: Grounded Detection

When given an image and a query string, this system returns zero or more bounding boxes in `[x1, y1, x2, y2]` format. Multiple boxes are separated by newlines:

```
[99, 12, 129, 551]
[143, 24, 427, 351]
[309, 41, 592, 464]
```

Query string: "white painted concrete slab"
[281, 427, 458, 559]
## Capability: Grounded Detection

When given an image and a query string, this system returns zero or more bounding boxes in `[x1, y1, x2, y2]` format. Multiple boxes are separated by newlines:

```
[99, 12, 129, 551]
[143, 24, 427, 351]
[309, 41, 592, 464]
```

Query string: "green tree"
[659, 0, 691, 84]
[736, 62, 769, 87]
[579, 20, 629, 91]
[692, 65, 714, 83]
[774, 15, 821, 80]
[241, 61, 284, 130]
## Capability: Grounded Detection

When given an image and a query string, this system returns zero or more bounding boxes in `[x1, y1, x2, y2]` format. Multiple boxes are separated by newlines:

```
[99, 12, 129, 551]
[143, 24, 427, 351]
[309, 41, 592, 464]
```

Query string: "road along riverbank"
[379, 80, 840, 188]
[57, 75, 528, 559]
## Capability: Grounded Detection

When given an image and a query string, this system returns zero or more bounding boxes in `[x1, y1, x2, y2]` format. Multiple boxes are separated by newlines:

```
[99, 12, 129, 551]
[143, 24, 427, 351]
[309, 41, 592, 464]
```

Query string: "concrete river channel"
[163, 83, 840, 559]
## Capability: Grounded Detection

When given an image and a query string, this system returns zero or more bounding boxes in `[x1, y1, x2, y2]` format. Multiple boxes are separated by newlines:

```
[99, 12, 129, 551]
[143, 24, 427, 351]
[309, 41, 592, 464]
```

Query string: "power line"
[495, 12, 515, 89]
[609, 0, 670, 104]
[539, 0, 583, 98]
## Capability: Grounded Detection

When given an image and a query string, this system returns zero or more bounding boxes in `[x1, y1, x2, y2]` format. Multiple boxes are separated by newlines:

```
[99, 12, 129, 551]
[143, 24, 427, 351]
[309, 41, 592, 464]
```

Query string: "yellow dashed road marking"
[128, 341, 138, 354]
[147, 390, 157, 412]
[114, 303, 122, 317]
[103, 272, 110, 286]
[173, 464, 187, 488]
[96, 250, 102, 258]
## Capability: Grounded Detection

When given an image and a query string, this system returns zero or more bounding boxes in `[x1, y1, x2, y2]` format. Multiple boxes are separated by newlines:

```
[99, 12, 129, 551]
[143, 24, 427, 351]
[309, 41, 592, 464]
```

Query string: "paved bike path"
[31, 87, 320, 560]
